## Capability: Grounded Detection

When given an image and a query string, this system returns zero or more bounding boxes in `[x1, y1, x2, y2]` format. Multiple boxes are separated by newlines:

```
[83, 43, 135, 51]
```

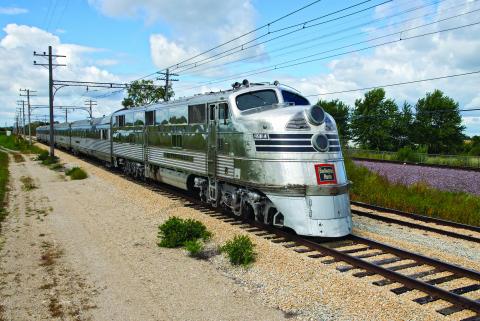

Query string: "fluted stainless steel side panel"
[147, 147, 207, 175]
[113, 142, 144, 162]
[217, 155, 234, 178]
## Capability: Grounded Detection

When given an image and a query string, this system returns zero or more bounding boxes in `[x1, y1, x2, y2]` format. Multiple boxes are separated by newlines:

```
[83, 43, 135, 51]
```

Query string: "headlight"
[312, 134, 329, 152]
[306, 105, 325, 126]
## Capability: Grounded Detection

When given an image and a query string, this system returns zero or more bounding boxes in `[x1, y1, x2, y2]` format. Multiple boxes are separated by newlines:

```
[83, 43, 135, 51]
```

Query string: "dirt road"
[0, 154, 286, 321]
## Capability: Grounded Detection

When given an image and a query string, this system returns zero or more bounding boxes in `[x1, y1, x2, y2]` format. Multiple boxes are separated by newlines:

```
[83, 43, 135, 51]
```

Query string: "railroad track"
[114, 173, 480, 319]
[52, 150, 480, 319]
[351, 201, 480, 243]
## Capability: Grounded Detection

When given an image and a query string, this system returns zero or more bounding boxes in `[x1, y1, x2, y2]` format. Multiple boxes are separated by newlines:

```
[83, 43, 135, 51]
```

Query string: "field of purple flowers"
[354, 160, 480, 196]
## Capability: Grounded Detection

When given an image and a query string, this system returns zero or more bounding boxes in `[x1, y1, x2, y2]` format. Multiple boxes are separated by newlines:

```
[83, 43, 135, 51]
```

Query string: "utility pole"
[65, 109, 68, 122]
[84, 99, 97, 118]
[34, 46, 66, 157]
[16, 100, 26, 136]
[20, 89, 37, 145]
[157, 69, 178, 102]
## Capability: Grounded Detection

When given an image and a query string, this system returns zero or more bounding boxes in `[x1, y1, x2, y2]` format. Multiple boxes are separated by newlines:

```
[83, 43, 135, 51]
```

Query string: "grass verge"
[0, 151, 8, 225]
[0, 134, 42, 154]
[346, 158, 480, 226]
[65, 167, 87, 180]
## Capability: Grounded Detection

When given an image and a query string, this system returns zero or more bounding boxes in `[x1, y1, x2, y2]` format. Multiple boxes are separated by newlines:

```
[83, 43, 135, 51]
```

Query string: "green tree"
[413, 89, 465, 154]
[350, 88, 400, 151]
[315, 99, 351, 143]
[392, 102, 414, 149]
[122, 80, 173, 108]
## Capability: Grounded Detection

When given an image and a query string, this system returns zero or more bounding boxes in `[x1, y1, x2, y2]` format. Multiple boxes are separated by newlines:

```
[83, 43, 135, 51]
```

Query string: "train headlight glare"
[312, 134, 329, 152]
[306, 106, 325, 126]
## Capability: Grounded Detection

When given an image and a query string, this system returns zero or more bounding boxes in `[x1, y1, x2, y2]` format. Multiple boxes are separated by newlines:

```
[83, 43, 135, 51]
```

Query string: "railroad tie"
[414, 284, 480, 305]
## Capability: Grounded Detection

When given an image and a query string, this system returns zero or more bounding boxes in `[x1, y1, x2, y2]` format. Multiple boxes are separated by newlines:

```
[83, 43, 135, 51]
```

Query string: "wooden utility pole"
[20, 89, 37, 145]
[84, 99, 97, 118]
[34, 46, 66, 157]
[157, 69, 178, 102]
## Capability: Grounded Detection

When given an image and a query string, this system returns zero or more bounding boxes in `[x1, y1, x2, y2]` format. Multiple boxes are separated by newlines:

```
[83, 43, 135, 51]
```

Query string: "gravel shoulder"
[1, 146, 477, 320]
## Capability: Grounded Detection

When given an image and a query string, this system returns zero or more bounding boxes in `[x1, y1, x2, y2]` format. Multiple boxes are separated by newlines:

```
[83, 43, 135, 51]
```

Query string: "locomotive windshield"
[236, 89, 278, 111]
[282, 90, 310, 106]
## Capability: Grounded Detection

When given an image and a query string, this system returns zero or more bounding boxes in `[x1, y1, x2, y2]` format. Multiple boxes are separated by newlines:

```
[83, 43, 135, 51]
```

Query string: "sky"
[0, 0, 479, 135]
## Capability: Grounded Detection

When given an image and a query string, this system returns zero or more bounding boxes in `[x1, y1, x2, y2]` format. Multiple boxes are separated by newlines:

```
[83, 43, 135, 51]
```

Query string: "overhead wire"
[177, 0, 464, 78]
[172, 0, 392, 74]
[176, 20, 480, 91]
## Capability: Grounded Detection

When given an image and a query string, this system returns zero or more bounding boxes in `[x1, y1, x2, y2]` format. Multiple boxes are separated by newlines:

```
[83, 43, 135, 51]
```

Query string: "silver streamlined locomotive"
[37, 80, 352, 237]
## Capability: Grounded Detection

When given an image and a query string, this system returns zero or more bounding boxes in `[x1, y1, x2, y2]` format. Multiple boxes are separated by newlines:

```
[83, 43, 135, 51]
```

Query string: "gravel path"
[2, 145, 478, 320]
[354, 160, 480, 195]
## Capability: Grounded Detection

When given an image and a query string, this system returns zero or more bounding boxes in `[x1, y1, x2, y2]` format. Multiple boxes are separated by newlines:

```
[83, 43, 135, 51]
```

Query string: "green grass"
[220, 235, 256, 266]
[345, 158, 480, 226]
[157, 216, 212, 248]
[0, 151, 9, 225]
[347, 148, 480, 168]
[0, 134, 42, 154]
[65, 167, 88, 180]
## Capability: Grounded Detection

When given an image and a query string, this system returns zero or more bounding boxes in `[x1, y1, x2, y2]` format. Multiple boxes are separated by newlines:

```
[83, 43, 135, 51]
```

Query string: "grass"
[221, 235, 256, 266]
[346, 158, 480, 226]
[157, 216, 212, 248]
[0, 151, 9, 225]
[65, 167, 88, 180]
[0, 134, 43, 154]
[347, 148, 480, 168]
[20, 176, 37, 191]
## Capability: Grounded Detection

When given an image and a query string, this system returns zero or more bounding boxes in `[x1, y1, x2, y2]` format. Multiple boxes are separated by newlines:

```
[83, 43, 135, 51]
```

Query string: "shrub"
[20, 176, 37, 191]
[65, 167, 87, 180]
[221, 235, 256, 266]
[395, 146, 420, 163]
[49, 163, 64, 171]
[184, 239, 204, 257]
[157, 217, 212, 248]
[36, 150, 49, 161]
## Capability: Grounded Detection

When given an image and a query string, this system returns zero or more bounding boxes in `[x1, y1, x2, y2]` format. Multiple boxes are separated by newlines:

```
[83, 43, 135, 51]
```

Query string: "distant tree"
[350, 88, 400, 151]
[315, 99, 351, 143]
[467, 136, 480, 156]
[413, 89, 465, 154]
[122, 80, 173, 108]
[392, 102, 414, 149]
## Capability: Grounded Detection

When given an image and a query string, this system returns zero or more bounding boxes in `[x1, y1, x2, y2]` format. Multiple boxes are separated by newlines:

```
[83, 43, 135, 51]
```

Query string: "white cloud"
[88, 0, 263, 73]
[0, 7, 28, 15]
[0, 24, 126, 125]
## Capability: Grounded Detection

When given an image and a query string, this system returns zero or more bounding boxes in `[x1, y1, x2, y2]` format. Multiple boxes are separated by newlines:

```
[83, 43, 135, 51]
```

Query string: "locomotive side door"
[207, 103, 219, 204]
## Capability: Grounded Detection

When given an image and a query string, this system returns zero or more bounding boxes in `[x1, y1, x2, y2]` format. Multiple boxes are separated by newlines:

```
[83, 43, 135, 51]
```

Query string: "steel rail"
[351, 208, 480, 243]
[351, 201, 480, 233]
[43, 145, 480, 317]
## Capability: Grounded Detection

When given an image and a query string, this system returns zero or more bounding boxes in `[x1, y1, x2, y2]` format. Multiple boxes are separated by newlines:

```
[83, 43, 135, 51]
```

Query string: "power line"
[178, 21, 480, 91]
[178, 0, 467, 78]
[161, 0, 326, 73]
[173, 0, 391, 74]
[305, 70, 480, 97]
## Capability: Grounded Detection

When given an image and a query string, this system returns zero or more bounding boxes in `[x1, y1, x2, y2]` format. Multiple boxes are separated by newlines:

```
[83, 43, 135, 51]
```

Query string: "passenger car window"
[236, 90, 278, 111]
[125, 113, 134, 126]
[188, 104, 206, 124]
[218, 103, 229, 124]
[145, 111, 155, 125]
[134, 112, 145, 126]
[281, 90, 310, 106]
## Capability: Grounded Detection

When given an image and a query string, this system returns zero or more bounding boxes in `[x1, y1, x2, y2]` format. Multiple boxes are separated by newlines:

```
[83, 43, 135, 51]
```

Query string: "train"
[37, 80, 352, 237]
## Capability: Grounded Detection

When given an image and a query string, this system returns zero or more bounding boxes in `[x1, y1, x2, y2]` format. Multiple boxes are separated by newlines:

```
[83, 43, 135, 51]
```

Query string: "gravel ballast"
[12, 145, 477, 320]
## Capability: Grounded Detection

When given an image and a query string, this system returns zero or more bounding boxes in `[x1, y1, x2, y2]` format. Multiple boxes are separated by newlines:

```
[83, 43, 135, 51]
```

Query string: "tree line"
[316, 88, 479, 155]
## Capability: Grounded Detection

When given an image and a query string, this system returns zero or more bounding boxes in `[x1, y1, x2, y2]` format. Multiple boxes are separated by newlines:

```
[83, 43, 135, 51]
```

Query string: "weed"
[12, 153, 25, 163]
[220, 235, 256, 266]
[36, 150, 49, 161]
[65, 167, 88, 180]
[20, 176, 37, 191]
[157, 216, 212, 248]
[49, 163, 64, 171]
[184, 239, 204, 257]
[48, 297, 63, 318]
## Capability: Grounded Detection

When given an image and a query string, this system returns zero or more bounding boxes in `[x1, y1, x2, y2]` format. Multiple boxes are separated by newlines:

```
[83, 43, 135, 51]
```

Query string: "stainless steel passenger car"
[37, 81, 352, 237]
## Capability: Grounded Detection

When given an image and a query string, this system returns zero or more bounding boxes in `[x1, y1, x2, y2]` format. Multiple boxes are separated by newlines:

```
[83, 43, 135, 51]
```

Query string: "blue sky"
[1, 0, 480, 135]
